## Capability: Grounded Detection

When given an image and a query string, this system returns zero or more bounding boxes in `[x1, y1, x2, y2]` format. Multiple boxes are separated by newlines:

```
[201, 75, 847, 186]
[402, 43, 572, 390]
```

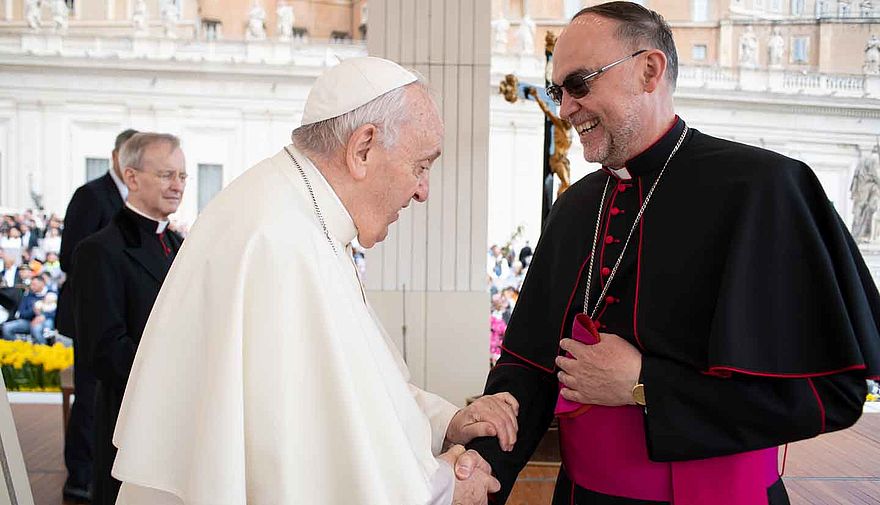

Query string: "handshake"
[440, 392, 519, 505]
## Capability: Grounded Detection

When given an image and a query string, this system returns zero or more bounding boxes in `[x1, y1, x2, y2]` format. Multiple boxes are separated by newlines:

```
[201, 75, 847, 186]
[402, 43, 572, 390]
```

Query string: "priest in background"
[111, 57, 518, 505]
[72, 133, 186, 505]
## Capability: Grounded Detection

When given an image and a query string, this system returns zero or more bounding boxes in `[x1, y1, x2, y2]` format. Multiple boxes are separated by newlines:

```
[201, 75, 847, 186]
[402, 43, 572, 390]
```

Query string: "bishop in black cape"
[469, 117, 880, 505]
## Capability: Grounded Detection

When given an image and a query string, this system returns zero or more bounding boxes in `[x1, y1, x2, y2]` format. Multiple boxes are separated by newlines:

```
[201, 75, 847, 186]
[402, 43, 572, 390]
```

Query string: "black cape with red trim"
[470, 118, 877, 505]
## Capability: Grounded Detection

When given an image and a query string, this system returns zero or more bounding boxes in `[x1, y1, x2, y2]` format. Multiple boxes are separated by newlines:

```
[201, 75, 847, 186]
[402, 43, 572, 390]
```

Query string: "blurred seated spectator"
[16, 264, 33, 289]
[2, 272, 53, 343]
[42, 227, 62, 255]
[503, 261, 525, 291]
[500, 286, 519, 312]
[491, 292, 511, 324]
[1, 227, 23, 251]
[1, 253, 22, 288]
[518, 241, 533, 267]
[20, 223, 39, 251]
[32, 289, 57, 344]
[43, 252, 62, 280]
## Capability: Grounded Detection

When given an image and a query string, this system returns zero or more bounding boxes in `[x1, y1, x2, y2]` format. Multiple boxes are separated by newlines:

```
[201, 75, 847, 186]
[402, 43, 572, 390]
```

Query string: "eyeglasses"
[133, 169, 188, 183]
[546, 49, 648, 105]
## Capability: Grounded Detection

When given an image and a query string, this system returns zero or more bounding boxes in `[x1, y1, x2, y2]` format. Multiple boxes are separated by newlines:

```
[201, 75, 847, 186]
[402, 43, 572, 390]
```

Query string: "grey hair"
[291, 79, 429, 157]
[118, 132, 181, 170]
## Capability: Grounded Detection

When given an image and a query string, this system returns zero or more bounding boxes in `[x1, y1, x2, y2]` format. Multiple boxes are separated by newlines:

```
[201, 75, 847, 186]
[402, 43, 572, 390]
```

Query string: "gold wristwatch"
[631, 383, 646, 406]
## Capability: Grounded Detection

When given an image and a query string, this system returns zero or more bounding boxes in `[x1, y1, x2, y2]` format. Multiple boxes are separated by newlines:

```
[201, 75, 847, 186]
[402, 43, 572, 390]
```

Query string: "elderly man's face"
[553, 14, 647, 167]
[125, 142, 187, 221]
[357, 87, 443, 247]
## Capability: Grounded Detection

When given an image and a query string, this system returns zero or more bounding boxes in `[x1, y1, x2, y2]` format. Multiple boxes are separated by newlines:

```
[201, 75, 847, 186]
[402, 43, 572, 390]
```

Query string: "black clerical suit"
[72, 206, 181, 505]
[469, 118, 878, 505]
[59, 171, 125, 492]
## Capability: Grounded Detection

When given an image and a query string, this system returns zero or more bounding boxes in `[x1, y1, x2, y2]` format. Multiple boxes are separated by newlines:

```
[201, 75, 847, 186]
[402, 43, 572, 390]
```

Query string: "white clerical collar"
[125, 201, 170, 233]
[287, 146, 358, 247]
[109, 168, 129, 201]
[609, 166, 633, 180]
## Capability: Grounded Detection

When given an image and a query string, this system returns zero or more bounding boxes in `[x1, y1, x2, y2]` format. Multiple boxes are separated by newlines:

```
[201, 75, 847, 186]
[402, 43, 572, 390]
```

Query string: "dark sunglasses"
[546, 49, 648, 105]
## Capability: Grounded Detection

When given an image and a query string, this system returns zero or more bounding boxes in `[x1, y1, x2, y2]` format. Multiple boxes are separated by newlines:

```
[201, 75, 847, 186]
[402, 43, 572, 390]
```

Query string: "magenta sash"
[559, 405, 780, 504]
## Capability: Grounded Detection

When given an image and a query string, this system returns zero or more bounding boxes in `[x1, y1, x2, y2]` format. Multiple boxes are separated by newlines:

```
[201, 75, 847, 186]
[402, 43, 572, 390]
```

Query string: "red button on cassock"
[601, 267, 611, 276]
[618, 184, 627, 193]
[605, 295, 617, 304]
[610, 207, 621, 216]
[604, 235, 615, 244]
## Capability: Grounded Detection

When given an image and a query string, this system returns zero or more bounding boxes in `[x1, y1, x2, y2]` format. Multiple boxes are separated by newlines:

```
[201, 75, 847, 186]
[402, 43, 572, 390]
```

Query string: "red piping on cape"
[807, 378, 826, 434]
[554, 252, 594, 367]
[493, 362, 539, 373]
[633, 176, 646, 351]
[704, 363, 867, 379]
[499, 344, 555, 375]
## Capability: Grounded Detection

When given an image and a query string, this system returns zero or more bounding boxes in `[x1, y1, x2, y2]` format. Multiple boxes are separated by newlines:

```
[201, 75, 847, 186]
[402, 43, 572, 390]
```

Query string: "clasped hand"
[439, 445, 499, 505]
[554, 332, 642, 406]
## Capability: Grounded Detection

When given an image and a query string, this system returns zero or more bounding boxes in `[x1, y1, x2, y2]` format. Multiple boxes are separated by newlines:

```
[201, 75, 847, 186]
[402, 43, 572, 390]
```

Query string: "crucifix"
[499, 31, 573, 228]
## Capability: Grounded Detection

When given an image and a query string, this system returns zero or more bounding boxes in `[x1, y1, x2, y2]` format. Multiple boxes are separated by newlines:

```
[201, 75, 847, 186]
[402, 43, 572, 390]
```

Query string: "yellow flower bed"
[0, 340, 73, 392]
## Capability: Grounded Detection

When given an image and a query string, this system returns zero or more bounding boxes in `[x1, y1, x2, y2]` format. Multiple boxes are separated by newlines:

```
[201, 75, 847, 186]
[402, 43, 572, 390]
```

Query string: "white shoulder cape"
[112, 148, 444, 505]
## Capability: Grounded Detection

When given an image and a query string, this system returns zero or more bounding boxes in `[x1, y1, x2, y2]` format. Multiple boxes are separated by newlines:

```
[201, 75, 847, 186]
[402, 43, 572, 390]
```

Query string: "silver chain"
[582, 126, 689, 319]
[284, 146, 339, 256]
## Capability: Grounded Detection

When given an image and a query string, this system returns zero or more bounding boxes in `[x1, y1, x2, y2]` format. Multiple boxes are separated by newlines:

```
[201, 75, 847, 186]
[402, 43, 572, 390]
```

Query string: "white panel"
[396, 194, 414, 289]
[382, 215, 399, 289]
[409, 189, 428, 291]
[414, 0, 431, 64]
[441, 65, 458, 291]
[425, 291, 489, 404]
[364, 239, 386, 291]
[429, 0, 445, 65]
[367, 290, 428, 388]
[425, 64, 445, 291]
[385, 0, 402, 62]
[458, 0, 475, 66]
[456, 65, 474, 290]
[443, 0, 459, 65]
[410, 62, 432, 292]
[367, 0, 387, 55]
[473, 0, 492, 66]
[470, 63, 490, 292]
[399, 0, 416, 65]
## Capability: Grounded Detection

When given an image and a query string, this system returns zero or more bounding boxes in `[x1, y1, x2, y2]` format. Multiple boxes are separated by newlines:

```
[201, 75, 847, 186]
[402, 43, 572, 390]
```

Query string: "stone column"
[366, 0, 491, 405]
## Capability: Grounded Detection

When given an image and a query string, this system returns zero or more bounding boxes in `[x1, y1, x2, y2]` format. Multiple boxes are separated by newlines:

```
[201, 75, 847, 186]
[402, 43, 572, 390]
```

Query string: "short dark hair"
[573, 1, 678, 89]
[114, 128, 140, 152]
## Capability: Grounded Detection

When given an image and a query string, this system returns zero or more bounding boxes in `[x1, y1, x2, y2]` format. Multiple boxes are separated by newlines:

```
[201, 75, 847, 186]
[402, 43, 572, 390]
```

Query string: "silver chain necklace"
[284, 146, 339, 256]
[582, 126, 689, 319]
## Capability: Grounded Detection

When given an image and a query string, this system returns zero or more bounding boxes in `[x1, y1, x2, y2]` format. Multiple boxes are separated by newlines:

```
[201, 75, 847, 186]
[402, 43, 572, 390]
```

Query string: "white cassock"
[112, 146, 460, 504]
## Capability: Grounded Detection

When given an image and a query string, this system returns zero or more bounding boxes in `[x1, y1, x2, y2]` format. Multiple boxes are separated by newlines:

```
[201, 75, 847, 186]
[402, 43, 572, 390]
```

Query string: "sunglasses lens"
[564, 75, 590, 99]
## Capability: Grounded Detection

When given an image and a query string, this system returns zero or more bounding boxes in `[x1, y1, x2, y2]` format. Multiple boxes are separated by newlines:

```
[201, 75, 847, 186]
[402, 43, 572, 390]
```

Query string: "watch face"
[633, 384, 646, 406]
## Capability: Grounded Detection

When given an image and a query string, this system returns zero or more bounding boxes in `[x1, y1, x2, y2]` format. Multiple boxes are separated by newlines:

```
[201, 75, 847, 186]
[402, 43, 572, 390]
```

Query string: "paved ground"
[9, 403, 880, 505]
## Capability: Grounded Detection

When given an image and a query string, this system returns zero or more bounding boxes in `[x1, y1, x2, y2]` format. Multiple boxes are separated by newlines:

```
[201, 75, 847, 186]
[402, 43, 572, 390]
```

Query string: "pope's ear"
[346, 123, 378, 181]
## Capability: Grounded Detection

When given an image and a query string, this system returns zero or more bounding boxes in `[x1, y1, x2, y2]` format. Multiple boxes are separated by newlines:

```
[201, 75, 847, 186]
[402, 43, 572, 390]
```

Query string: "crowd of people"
[487, 241, 531, 365]
[0, 210, 66, 345]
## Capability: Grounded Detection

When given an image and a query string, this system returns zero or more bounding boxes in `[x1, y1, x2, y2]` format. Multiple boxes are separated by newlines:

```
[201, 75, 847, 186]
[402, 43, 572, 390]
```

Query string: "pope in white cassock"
[110, 56, 519, 505]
